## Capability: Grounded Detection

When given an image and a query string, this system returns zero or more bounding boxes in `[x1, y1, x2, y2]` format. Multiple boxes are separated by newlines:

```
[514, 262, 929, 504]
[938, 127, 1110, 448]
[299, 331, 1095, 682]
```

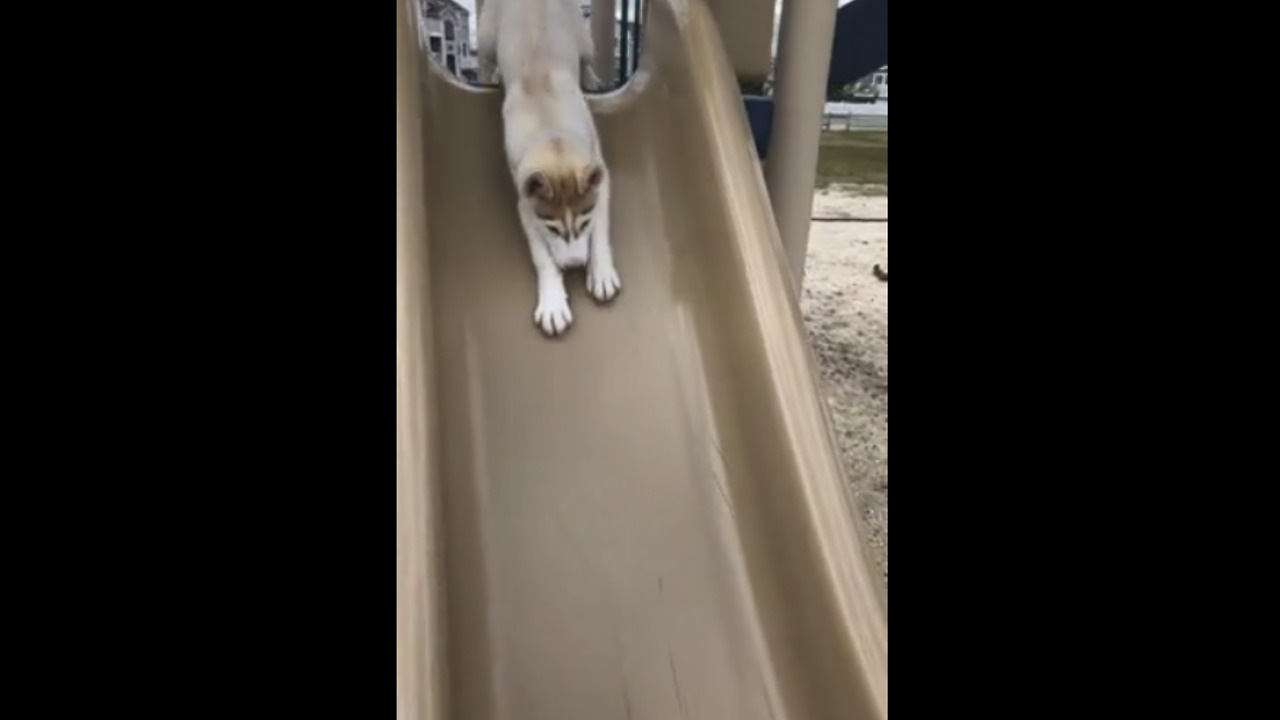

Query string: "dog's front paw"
[533, 290, 573, 337]
[586, 263, 621, 303]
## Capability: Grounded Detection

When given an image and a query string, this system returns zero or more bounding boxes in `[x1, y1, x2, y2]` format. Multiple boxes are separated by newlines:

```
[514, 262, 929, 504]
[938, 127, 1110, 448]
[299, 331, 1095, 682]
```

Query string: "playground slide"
[396, 1, 887, 719]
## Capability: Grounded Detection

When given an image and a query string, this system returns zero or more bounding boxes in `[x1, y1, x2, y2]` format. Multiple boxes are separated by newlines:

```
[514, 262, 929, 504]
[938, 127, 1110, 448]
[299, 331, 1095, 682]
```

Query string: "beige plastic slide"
[397, 1, 887, 718]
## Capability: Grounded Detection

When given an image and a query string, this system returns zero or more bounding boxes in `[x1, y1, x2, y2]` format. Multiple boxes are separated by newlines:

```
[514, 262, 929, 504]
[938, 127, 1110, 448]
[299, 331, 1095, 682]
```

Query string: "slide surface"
[396, 1, 887, 719]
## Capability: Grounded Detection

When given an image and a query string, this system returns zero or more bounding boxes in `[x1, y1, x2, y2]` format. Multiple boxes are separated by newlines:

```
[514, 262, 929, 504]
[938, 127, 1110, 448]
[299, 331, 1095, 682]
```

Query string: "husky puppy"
[478, 0, 620, 337]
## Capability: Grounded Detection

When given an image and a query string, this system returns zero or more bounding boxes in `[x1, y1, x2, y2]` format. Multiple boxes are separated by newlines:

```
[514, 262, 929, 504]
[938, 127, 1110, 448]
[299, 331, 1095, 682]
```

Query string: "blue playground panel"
[826, 0, 888, 97]
[743, 96, 774, 160]
[742, 0, 887, 161]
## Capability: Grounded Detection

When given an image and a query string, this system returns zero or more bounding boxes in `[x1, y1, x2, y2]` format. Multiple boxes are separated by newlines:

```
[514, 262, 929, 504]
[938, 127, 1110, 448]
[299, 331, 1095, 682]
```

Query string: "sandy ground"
[802, 187, 888, 584]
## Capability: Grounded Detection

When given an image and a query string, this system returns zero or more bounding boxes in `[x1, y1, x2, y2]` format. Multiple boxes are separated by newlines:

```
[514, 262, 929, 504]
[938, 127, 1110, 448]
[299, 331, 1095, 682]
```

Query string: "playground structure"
[396, 0, 888, 718]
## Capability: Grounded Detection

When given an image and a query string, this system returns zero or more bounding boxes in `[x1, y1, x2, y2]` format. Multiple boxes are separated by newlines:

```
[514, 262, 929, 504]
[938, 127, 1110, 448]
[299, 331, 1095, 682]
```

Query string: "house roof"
[423, 0, 469, 18]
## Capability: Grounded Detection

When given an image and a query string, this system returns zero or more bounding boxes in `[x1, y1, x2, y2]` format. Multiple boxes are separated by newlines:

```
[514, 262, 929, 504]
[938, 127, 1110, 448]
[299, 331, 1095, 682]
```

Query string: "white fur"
[518, 198, 574, 335]
[478, 0, 621, 337]
[585, 176, 620, 302]
[477, 0, 603, 91]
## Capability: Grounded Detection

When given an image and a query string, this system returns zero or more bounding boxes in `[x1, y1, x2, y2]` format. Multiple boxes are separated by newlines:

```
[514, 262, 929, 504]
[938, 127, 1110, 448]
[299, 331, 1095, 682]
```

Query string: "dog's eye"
[543, 224, 564, 238]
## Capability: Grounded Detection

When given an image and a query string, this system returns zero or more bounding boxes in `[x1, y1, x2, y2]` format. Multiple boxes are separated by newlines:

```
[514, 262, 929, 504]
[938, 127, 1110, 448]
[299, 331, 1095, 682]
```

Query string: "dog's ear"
[522, 172, 554, 201]
[580, 164, 604, 193]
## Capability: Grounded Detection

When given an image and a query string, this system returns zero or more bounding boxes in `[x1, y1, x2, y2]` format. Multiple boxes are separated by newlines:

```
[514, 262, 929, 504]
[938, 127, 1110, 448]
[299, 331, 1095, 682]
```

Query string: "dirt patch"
[802, 187, 888, 584]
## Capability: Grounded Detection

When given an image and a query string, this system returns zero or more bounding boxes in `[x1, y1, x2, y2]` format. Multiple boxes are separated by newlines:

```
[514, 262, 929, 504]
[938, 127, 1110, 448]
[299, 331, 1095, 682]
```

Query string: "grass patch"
[816, 130, 887, 190]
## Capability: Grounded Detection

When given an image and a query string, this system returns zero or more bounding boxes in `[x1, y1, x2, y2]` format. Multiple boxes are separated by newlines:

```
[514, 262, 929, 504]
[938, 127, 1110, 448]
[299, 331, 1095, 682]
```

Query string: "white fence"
[823, 114, 888, 131]
[822, 100, 888, 131]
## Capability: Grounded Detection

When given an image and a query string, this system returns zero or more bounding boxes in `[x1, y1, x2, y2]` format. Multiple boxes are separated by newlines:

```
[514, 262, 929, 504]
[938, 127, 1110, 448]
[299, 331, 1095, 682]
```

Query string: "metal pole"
[592, 0, 617, 87]
[619, 0, 631, 81]
[764, 0, 839, 292]
[633, 0, 646, 74]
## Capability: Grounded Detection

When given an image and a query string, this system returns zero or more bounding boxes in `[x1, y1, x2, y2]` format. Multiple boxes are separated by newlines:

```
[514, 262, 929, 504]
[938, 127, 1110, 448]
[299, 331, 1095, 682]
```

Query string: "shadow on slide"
[397, 1, 887, 718]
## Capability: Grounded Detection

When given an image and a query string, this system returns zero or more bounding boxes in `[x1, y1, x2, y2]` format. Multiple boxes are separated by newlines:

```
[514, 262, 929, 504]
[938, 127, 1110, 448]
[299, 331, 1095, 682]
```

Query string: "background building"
[871, 65, 887, 99]
[415, 0, 479, 83]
